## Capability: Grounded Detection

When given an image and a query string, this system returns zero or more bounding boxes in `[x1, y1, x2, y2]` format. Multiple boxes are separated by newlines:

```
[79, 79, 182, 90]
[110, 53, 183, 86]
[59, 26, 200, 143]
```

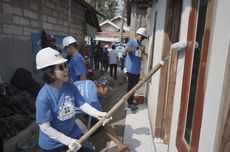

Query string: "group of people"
[87, 41, 108, 72]
[87, 41, 123, 80]
[93, 43, 124, 80]
[35, 27, 147, 152]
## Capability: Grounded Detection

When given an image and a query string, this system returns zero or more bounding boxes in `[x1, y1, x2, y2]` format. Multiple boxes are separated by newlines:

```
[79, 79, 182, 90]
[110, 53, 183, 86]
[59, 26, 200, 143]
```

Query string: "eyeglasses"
[141, 35, 146, 39]
[55, 63, 67, 71]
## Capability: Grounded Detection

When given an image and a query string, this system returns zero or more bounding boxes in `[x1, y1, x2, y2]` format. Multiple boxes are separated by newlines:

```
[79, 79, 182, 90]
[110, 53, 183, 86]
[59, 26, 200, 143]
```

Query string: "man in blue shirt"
[63, 36, 86, 82]
[125, 27, 147, 112]
[74, 80, 130, 152]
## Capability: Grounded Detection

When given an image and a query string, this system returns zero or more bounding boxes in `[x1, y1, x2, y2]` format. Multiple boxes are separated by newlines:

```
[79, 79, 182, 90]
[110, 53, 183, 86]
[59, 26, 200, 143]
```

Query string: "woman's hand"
[97, 112, 112, 126]
[68, 138, 81, 152]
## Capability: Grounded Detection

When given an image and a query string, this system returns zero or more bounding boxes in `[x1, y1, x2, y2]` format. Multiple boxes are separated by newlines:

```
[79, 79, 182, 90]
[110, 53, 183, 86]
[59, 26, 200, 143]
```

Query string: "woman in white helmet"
[124, 27, 147, 112]
[62, 36, 86, 82]
[35, 47, 109, 152]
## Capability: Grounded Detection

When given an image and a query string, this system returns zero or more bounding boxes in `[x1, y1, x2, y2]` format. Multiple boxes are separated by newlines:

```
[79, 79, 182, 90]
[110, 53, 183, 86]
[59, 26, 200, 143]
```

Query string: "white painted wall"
[112, 19, 128, 30]
[198, 0, 230, 151]
[168, 1, 191, 151]
[100, 24, 118, 32]
[146, 1, 157, 135]
[147, 0, 167, 134]
[146, 0, 230, 152]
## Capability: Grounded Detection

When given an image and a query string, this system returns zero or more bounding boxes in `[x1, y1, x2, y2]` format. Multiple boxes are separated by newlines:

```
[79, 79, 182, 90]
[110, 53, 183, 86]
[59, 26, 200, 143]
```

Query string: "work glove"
[68, 138, 81, 152]
[96, 112, 112, 126]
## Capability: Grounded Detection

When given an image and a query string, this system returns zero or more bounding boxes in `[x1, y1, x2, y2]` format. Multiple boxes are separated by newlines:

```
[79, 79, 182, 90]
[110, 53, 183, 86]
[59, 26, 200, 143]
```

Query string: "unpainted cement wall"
[0, 0, 86, 83]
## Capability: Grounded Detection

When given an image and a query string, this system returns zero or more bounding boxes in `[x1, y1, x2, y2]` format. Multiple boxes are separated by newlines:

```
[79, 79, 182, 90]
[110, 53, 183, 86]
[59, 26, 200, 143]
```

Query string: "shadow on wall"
[0, 36, 33, 83]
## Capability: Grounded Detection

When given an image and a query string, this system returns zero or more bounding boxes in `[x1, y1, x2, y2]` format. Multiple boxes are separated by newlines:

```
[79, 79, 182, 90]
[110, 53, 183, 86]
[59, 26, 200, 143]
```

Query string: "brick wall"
[0, 0, 87, 83]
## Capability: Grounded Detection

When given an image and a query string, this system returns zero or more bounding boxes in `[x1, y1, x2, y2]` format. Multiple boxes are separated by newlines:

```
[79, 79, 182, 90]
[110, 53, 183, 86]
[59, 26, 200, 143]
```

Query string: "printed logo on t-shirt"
[135, 49, 142, 57]
[57, 96, 75, 121]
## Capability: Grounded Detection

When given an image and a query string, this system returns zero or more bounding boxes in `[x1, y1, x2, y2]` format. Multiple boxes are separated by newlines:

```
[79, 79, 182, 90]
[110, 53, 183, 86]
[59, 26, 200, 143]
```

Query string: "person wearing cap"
[62, 36, 86, 82]
[125, 27, 147, 112]
[35, 47, 110, 152]
[74, 79, 130, 152]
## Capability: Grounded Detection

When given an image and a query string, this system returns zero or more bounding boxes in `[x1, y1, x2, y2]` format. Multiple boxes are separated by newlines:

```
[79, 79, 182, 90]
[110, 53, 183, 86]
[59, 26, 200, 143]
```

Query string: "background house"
[96, 15, 130, 46]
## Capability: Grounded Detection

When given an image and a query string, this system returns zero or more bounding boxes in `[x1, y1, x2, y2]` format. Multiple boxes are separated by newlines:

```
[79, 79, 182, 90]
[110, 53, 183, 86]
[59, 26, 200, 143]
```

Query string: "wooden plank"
[176, 0, 199, 151]
[164, 0, 182, 144]
[154, 0, 172, 138]
[190, 1, 214, 151]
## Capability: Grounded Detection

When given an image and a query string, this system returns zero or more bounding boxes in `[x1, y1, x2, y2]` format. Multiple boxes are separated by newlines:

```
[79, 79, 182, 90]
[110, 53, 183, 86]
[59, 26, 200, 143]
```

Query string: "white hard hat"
[136, 27, 147, 38]
[62, 36, 77, 48]
[36, 47, 67, 70]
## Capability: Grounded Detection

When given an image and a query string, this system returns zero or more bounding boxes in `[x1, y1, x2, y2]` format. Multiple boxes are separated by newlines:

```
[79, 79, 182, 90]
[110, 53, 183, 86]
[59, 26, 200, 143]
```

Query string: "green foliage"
[86, 0, 120, 22]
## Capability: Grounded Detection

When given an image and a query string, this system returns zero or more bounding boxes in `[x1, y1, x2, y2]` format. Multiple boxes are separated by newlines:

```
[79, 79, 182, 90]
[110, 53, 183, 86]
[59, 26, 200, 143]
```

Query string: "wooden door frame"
[164, 0, 183, 144]
[155, 0, 182, 140]
[176, 0, 214, 152]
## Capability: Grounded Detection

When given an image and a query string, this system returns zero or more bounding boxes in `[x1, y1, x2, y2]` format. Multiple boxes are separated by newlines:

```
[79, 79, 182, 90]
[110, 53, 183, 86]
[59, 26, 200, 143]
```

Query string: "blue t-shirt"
[36, 82, 85, 150]
[74, 80, 102, 112]
[125, 40, 142, 75]
[68, 53, 85, 82]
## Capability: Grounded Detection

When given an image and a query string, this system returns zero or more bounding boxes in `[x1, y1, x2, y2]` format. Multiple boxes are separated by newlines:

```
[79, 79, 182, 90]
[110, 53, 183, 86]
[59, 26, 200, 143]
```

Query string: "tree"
[86, 0, 119, 22]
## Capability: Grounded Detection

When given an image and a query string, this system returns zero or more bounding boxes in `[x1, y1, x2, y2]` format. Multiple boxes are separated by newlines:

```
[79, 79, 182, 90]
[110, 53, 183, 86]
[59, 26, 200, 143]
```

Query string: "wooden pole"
[67, 57, 170, 152]
[119, 1, 125, 42]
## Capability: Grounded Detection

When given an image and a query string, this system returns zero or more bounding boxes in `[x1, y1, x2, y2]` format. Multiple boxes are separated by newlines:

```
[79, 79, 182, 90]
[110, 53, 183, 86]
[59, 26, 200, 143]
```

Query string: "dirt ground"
[88, 69, 128, 152]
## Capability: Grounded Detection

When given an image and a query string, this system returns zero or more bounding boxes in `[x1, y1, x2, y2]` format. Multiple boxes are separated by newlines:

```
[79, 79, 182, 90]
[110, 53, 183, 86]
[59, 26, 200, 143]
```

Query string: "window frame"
[176, 0, 214, 151]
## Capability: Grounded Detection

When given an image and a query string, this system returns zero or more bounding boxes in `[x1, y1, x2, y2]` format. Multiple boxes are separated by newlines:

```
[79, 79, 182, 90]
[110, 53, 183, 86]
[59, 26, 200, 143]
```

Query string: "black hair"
[69, 42, 78, 49]
[41, 66, 56, 84]
[112, 45, 116, 49]
[65, 42, 78, 51]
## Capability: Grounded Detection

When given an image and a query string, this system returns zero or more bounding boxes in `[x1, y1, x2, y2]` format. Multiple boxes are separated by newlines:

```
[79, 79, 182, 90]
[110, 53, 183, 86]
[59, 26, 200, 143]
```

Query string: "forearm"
[125, 46, 136, 52]
[39, 122, 71, 146]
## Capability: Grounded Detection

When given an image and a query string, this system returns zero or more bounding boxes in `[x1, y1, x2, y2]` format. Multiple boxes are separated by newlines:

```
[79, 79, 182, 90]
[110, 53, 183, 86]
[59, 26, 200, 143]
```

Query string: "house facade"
[96, 15, 130, 45]
[127, 0, 230, 151]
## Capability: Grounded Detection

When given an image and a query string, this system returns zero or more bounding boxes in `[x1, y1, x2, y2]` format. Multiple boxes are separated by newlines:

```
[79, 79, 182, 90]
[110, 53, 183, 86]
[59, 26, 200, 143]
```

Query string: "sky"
[117, 0, 125, 15]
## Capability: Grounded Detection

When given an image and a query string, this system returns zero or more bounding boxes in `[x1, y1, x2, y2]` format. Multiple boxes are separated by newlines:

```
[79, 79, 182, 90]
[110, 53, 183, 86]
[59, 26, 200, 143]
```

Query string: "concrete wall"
[0, 0, 86, 83]
[198, 0, 230, 151]
[147, 0, 167, 136]
[145, 0, 230, 151]
[167, 0, 230, 151]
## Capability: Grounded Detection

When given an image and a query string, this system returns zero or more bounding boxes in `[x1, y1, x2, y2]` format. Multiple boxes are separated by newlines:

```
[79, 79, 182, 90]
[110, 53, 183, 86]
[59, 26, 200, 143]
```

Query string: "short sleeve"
[71, 83, 86, 107]
[72, 57, 85, 77]
[126, 40, 139, 48]
[36, 95, 53, 124]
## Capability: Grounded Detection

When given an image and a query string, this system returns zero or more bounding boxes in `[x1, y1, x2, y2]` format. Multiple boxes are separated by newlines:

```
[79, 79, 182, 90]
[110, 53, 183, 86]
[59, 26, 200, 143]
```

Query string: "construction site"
[1, 0, 230, 152]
